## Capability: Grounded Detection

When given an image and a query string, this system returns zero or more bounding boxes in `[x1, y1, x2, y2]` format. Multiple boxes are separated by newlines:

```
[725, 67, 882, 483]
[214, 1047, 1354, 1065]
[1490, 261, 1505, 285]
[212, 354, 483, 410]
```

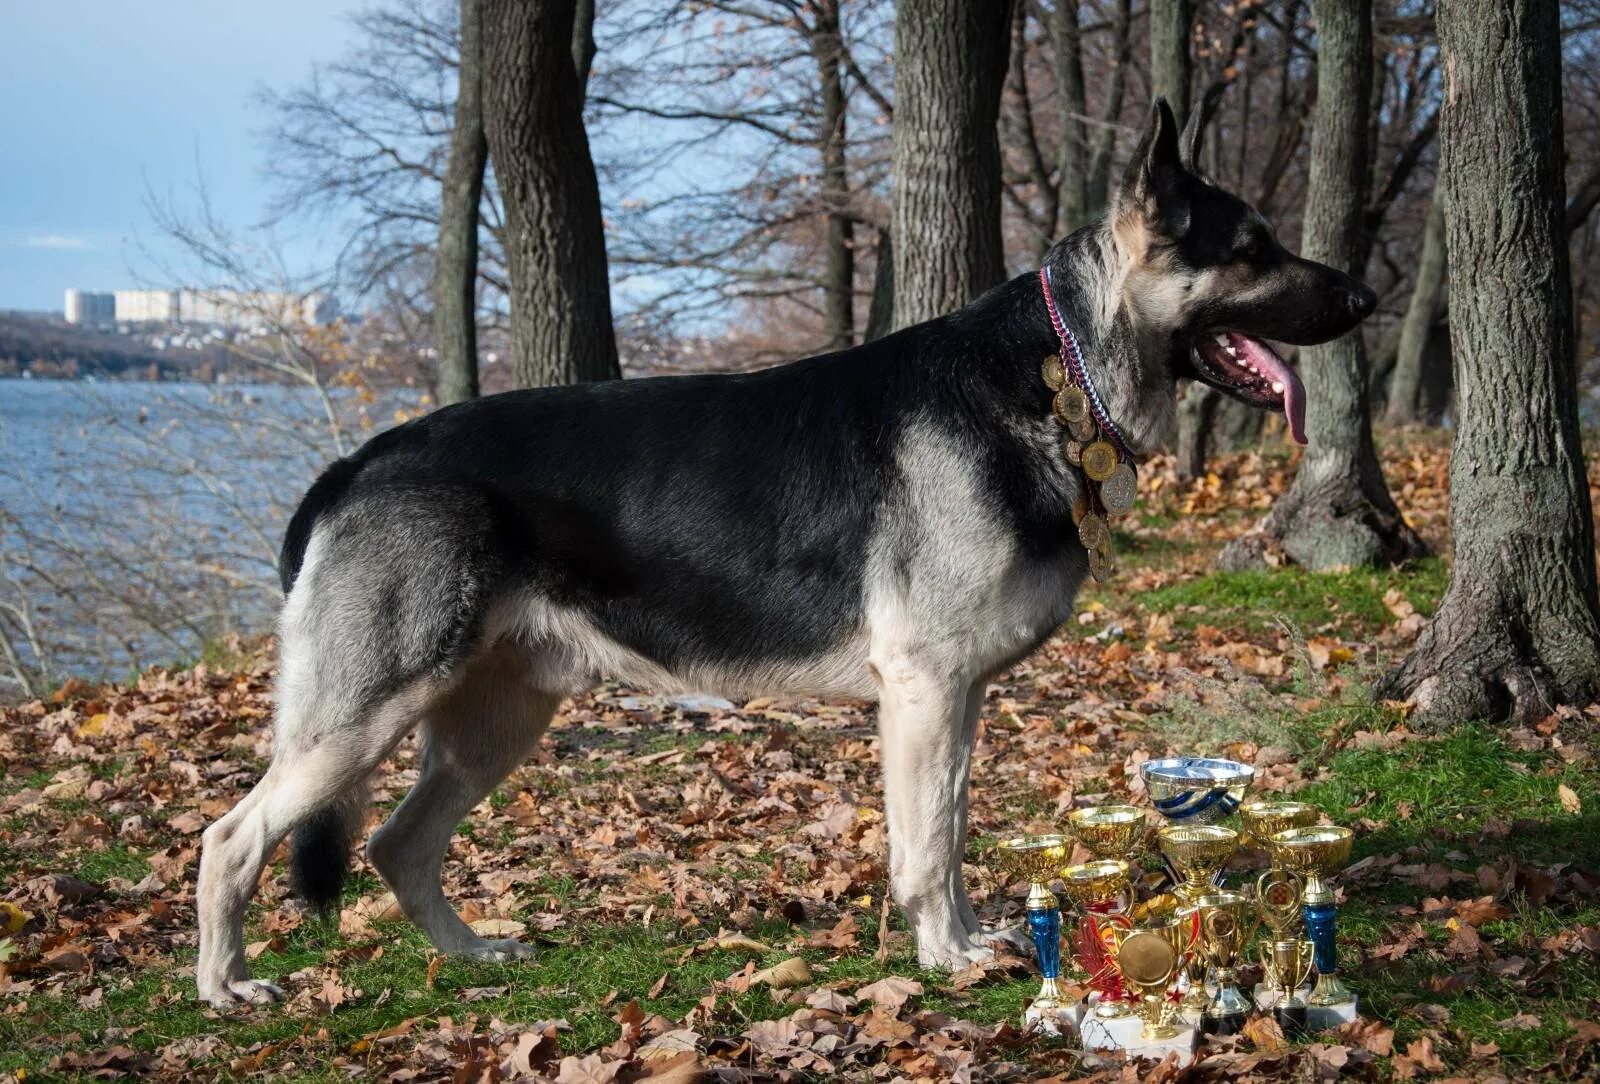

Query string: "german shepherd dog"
[196, 100, 1375, 1006]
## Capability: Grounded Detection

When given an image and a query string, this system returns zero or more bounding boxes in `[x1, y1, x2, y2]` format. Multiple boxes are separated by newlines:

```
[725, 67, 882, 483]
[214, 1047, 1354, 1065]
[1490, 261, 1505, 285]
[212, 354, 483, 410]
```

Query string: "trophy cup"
[1060, 859, 1134, 1018]
[1159, 824, 1238, 1012]
[1268, 825, 1355, 1008]
[996, 834, 1074, 1033]
[1239, 800, 1319, 852]
[1256, 866, 1314, 1035]
[1112, 915, 1192, 1041]
[1067, 805, 1147, 859]
[1194, 891, 1255, 1036]
[1139, 757, 1255, 825]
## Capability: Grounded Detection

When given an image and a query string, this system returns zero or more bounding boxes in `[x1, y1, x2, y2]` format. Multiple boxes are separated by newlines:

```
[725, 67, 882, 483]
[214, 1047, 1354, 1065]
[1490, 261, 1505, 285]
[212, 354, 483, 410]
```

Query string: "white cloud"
[23, 234, 93, 251]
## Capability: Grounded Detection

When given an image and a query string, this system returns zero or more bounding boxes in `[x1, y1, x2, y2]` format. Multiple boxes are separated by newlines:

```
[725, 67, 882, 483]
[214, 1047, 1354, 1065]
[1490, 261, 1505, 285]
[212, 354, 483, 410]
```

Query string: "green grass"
[1134, 558, 1450, 635]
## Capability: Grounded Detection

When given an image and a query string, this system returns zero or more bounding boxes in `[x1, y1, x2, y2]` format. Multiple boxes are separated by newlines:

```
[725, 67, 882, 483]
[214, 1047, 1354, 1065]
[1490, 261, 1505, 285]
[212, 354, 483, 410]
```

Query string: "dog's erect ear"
[1180, 82, 1227, 171]
[1115, 99, 1190, 249]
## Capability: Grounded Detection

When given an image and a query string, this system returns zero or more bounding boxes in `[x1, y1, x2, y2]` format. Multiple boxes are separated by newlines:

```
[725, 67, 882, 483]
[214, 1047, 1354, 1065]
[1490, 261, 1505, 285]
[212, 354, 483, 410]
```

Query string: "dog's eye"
[1236, 238, 1260, 261]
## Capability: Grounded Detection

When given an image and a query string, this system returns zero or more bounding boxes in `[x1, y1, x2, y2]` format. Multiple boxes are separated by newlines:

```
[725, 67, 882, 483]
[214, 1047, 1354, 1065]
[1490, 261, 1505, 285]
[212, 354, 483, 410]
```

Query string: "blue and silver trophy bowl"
[1140, 757, 1255, 825]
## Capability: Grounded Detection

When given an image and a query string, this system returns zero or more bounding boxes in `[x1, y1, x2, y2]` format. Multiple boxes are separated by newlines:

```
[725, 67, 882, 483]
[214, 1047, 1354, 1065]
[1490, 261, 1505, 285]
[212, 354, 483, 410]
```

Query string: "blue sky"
[0, 1, 363, 311]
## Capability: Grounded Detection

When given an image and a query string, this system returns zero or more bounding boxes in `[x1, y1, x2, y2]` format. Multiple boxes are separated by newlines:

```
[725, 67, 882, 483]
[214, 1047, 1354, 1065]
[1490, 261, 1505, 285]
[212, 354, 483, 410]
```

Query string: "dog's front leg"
[876, 667, 995, 970]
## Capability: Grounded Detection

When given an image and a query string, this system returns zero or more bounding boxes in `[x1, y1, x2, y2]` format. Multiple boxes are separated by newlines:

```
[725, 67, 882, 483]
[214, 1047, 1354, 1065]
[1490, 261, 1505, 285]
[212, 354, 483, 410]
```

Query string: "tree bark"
[1377, 0, 1600, 727]
[433, 0, 487, 406]
[890, 0, 1014, 329]
[1085, 0, 1134, 220]
[483, 0, 619, 386]
[572, 0, 596, 88]
[1150, 0, 1194, 125]
[865, 228, 895, 342]
[1053, 0, 1089, 233]
[1384, 196, 1446, 426]
[813, 0, 854, 350]
[1220, 0, 1424, 572]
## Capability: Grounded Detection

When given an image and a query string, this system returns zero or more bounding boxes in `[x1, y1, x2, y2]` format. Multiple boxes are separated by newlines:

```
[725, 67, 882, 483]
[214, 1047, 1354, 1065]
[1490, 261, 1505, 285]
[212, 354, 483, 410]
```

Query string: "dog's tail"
[288, 782, 368, 916]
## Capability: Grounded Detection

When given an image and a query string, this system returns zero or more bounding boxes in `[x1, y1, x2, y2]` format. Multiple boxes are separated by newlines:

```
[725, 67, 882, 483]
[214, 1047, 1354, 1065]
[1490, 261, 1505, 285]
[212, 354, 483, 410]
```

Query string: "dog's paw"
[916, 936, 997, 971]
[972, 924, 1032, 954]
[200, 978, 283, 1009]
[459, 937, 537, 963]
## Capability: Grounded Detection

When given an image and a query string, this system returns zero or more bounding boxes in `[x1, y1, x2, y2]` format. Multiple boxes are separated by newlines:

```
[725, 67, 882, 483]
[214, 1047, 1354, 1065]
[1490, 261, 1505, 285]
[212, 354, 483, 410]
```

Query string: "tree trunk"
[433, 0, 487, 406]
[483, 0, 618, 387]
[1085, 0, 1134, 222]
[1150, 0, 1194, 124]
[813, 0, 854, 351]
[865, 228, 894, 342]
[1376, 0, 1600, 727]
[1053, 0, 1089, 233]
[1220, 0, 1423, 572]
[890, 0, 1014, 329]
[572, 0, 596, 88]
[1175, 384, 1219, 481]
[1384, 197, 1447, 426]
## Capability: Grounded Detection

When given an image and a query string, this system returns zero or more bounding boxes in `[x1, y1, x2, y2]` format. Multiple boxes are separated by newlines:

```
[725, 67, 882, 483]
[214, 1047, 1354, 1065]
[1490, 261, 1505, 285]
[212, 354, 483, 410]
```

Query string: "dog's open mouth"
[1192, 331, 1307, 445]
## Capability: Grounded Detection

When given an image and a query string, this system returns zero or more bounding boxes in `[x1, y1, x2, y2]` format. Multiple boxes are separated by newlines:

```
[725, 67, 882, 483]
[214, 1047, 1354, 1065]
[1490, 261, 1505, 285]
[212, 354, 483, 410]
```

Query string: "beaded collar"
[1038, 265, 1139, 582]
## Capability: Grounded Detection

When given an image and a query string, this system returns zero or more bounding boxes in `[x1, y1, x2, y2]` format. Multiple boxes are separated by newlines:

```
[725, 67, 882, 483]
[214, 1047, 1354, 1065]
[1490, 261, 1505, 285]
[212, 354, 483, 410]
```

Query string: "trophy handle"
[1295, 939, 1316, 990]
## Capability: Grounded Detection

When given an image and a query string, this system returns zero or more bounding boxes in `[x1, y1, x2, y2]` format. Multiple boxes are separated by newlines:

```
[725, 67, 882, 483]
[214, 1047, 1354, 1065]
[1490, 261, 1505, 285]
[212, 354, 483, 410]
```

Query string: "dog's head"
[1100, 98, 1376, 449]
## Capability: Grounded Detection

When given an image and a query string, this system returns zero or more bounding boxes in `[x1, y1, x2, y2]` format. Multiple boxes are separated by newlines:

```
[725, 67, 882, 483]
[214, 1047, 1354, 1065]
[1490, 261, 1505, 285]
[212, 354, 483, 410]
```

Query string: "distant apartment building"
[63, 289, 116, 326]
[64, 287, 338, 328]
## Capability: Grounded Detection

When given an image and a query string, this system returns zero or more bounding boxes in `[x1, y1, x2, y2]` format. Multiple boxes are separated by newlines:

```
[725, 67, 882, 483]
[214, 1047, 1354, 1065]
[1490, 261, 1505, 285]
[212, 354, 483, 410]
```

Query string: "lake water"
[0, 379, 412, 692]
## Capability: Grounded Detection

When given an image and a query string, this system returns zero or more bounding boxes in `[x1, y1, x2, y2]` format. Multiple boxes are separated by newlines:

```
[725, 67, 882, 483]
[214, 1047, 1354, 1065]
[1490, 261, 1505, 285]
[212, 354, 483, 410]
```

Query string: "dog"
[196, 99, 1375, 1006]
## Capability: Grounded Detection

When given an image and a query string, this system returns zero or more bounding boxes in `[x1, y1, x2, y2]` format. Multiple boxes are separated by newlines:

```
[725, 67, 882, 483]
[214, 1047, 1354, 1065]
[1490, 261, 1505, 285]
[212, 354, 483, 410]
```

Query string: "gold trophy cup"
[1268, 826, 1355, 1007]
[996, 835, 1071, 1023]
[1159, 824, 1237, 1011]
[1239, 800, 1320, 850]
[1259, 935, 1316, 1035]
[1113, 918, 1190, 1041]
[1194, 891, 1256, 1035]
[1067, 805, 1147, 860]
[1060, 859, 1134, 1018]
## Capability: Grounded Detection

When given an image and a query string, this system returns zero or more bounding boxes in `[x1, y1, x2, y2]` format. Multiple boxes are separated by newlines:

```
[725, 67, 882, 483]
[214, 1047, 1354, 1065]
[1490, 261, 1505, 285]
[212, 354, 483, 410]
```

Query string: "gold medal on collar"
[1068, 414, 1098, 441]
[1071, 492, 1090, 525]
[1078, 511, 1109, 553]
[1064, 439, 1084, 467]
[1081, 440, 1118, 482]
[1041, 355, 1066, 391]
[1089, 542, 1114, 582]
[1099, 461, 1138, 515]
[1052, 386, 1091, 426]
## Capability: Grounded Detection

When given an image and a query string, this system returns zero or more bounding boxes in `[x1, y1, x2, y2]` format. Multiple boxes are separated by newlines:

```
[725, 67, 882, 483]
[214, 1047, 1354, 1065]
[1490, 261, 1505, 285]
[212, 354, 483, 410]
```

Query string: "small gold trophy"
[1238, 800, 1320, 851]
[1060, 859, 1134, 1018]
[1067, 805, 1147, 859]
[996, 835, 1073, 1032]
[1158, 824, 1237, 1012]
[1268, 826, 1355, 1008]
[1255, 867, 1314, 1036]
[1113, 915, 1193, 1041]
[1194, 892, 1256, 1036]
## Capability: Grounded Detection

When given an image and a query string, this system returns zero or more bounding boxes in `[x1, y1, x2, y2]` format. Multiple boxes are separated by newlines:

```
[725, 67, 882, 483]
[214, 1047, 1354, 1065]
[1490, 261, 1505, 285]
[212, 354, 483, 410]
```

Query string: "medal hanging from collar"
[1039, 265, 1139, 583]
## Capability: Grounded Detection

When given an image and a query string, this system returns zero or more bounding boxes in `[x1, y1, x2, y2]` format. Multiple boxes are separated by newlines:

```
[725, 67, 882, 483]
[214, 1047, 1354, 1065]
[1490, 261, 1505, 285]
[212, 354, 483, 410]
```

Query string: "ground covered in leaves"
[2, 434, 1598, 1082]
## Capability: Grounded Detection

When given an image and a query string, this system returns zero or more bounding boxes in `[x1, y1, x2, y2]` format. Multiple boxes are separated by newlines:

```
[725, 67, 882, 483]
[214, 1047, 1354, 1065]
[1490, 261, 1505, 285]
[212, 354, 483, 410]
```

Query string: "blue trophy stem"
[1027, 903, 1062, 981]
[1303, 899, 1337, 976]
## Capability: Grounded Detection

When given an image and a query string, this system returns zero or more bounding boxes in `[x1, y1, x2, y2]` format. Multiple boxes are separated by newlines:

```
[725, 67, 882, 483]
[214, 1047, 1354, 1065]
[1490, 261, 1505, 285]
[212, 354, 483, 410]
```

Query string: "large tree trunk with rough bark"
[1150, 0, 1193, 124]
[1053, 0, 1089, 234]
[433, 0, 487, 406]
[1384, 197, 1446, 425]
[814, 0, 854, 351]
[1220, 0, 1423, 571]
[1377, 0, 1600, 727]
[483, 0, 619, 387]
[890, 0, 1014, 329]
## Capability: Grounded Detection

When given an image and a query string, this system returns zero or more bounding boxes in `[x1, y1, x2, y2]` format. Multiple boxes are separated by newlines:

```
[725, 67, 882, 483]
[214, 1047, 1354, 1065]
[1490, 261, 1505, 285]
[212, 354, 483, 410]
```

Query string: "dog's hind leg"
[876, 664, 996, 970]
[195, 678, 433, 1008]
[366, 650, 559, 959]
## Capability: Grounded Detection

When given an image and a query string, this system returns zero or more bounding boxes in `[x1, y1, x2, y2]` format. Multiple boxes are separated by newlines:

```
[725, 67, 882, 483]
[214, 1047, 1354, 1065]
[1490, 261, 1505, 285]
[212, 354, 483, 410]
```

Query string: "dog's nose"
[1343, 284, 1377, 320]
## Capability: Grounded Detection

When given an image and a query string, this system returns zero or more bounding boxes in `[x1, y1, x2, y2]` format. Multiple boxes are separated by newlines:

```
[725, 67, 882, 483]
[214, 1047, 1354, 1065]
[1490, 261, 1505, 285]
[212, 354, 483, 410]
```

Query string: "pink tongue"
[1229, 333, 1307, 445]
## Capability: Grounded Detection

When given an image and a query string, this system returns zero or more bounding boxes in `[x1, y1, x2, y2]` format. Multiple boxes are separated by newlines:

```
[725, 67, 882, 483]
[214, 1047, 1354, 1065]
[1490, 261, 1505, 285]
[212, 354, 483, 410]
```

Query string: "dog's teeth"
[1214, 333, 1231, 348]
[1271, 380, 1285, 393]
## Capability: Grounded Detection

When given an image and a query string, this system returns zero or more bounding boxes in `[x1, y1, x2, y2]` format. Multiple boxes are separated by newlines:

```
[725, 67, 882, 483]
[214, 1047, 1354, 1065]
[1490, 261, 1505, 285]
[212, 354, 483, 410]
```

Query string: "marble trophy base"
[1023, 997, 1085, 1038]
[1080, 1007, 1198, 1063]
[1253, 983, 1359, 1030]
